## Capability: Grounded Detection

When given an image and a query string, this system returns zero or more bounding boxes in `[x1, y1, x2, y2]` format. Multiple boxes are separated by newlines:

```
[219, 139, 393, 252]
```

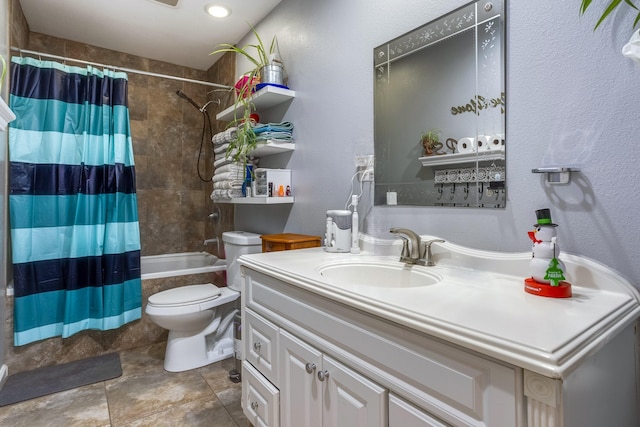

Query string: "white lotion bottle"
[351, 195, 360, 254]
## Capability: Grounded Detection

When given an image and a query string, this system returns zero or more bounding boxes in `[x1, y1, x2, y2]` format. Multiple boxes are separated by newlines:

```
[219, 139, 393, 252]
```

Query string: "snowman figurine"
[527, 208, 567, 286]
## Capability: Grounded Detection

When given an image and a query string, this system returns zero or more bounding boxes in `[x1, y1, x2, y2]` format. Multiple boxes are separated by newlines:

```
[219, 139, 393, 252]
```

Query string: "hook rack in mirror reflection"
[532, 167, 580, 185]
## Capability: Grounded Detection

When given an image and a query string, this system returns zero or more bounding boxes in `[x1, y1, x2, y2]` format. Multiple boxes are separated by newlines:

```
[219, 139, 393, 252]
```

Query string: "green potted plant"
[420, 128, 445, 156]
[211, 26, 284, 165]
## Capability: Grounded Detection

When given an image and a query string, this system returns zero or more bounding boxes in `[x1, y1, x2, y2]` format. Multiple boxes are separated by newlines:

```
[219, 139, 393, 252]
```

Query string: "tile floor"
[0, 342, 250, 426]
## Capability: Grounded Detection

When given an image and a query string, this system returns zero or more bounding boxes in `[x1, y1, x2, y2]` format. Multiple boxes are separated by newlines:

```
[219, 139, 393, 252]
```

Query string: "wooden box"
[261, 233, 322, 253]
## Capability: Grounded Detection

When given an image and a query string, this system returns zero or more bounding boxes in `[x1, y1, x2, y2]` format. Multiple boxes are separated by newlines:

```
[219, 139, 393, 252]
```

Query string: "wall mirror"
[373, 0, 505, 208]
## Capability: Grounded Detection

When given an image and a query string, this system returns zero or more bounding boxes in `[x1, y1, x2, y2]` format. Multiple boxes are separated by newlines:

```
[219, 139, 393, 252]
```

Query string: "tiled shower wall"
[5, 0, 236, 373]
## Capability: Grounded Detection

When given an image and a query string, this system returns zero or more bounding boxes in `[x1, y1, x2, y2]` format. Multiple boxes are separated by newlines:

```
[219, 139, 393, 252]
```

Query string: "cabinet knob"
[250, 401, 259, 411]
[317, 370, 330, 381]
[253, 342, 262, 351]
[305, 363, 317, 374]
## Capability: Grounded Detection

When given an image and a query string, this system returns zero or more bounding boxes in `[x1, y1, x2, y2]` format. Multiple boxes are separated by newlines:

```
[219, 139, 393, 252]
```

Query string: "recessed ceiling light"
[205, 4, 231, 18]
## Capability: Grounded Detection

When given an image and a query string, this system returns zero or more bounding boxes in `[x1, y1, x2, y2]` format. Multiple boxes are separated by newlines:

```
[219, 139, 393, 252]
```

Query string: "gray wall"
[233, 0, 640, 289]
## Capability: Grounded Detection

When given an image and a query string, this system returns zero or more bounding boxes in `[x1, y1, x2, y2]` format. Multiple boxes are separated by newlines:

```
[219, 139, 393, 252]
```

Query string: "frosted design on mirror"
[374, 0, 505, 208]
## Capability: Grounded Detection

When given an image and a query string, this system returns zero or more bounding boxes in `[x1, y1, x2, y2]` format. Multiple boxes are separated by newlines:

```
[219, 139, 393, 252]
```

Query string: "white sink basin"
[317, 261, 442, 288]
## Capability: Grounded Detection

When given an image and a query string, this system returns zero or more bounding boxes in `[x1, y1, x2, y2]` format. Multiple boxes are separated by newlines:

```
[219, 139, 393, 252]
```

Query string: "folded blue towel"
[253, 122, 294, 134]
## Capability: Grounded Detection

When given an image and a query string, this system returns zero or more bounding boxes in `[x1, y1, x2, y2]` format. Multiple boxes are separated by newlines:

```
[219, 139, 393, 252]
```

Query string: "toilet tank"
[222, 231, 262, 291]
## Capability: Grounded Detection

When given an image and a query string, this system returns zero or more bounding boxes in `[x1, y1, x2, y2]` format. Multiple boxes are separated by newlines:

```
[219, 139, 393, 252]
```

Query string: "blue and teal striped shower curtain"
[8, 56, 142, 346]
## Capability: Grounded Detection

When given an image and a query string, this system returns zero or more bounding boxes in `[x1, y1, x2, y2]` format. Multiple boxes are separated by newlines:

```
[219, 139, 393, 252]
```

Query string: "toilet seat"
[145, 284, 240, 317]
[148, 283, 221, 307]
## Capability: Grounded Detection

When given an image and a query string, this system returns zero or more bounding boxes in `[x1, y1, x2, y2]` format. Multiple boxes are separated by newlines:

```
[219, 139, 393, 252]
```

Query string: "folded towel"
[256, 134, 294, 142]
[253, 122, 294, 134]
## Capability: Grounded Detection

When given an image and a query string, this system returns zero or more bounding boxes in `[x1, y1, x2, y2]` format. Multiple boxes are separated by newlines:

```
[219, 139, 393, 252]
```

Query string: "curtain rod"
[10, 47, 233, 90]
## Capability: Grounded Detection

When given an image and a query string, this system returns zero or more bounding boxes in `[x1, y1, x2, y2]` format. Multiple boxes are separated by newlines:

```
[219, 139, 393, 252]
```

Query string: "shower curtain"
[8, 56, 142, 346]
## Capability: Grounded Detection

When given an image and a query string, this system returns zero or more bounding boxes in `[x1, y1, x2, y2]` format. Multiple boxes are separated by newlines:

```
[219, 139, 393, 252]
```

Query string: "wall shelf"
[217, 196, 294, 205]
[216, 86, 296, 121]
[251, 141, 295, 157]
[419, 150, 505, 167]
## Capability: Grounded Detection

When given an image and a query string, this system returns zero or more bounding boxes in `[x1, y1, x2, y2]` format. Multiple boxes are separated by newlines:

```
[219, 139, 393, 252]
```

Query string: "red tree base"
[524, 278, 572, 298]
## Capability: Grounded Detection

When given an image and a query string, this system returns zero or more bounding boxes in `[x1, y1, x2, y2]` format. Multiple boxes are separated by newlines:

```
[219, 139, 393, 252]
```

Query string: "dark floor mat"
[0, 352, 122, 406]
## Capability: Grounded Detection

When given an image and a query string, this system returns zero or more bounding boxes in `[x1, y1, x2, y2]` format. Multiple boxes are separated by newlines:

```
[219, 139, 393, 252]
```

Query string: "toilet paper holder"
[532, 167, 580, 184]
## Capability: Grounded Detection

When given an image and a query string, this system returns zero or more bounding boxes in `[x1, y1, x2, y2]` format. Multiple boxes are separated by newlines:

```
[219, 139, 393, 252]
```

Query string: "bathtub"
[141, 252, 226, 280]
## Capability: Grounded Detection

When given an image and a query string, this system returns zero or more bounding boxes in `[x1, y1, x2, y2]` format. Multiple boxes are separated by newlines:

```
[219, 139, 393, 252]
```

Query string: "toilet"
[145, 231, 262, 372]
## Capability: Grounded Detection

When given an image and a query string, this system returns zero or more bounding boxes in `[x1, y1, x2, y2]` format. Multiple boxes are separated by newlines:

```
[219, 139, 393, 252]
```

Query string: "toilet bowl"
[146, 284, 239, 372]
[145, 231, 262, 372]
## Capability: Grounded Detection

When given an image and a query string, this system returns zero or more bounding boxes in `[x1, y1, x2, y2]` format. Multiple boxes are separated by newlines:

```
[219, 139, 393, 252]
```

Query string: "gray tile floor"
[0, 342, 250, 426]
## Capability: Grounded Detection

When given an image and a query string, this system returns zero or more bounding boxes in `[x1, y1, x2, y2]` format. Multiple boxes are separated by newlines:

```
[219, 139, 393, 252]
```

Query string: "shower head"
[176, 90, 203, 112]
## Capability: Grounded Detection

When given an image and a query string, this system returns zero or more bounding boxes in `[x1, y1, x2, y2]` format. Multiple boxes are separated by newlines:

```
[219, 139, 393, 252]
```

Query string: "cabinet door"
[389, 394, 451, 427]
[279, 329, 323, 427]
[242, 361, 280, 427]
[322, 355, 387, 427]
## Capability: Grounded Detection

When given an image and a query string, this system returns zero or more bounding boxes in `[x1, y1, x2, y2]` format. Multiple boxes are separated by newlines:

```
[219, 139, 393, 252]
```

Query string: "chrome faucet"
[389, 228, 422, 265]
[389, 228, 445, 266]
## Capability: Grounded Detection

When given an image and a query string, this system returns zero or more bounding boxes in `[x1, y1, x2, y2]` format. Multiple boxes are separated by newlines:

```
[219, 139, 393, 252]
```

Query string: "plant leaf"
[634, 10, 640, 25]
[580, 0, 593, 14]
[594, 0, 623, 29]
[250, 25, 269, 65]
[624, 0, 639, 11]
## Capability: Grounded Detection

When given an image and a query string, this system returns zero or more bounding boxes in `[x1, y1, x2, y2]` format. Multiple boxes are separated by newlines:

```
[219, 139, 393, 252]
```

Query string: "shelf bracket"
[531, 167, 580, 184]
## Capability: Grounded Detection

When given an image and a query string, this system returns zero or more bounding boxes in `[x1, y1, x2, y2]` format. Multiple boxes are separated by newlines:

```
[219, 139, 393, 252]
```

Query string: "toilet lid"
[148, 283, 221, 306]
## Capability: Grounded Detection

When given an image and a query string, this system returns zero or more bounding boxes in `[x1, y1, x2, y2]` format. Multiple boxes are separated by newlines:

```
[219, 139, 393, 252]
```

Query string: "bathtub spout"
[204, 238, 218, 246]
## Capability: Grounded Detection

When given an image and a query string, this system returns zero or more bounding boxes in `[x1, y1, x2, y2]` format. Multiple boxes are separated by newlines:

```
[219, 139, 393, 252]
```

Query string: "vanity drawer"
[245, 308, 280, 386]
[242, 361, 280, 427]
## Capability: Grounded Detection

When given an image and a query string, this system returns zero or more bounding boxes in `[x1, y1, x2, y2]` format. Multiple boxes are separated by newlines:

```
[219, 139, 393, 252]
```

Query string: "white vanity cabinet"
[239, 246, 640, 427]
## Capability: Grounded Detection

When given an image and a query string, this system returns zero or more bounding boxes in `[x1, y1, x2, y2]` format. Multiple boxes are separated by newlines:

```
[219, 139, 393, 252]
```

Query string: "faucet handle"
[420, 239, 445, 266]
[399, 237, 411, 258]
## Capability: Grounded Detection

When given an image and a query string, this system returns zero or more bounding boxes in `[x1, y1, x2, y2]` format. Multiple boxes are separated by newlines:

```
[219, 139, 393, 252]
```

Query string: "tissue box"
[254, 168, 291, 197]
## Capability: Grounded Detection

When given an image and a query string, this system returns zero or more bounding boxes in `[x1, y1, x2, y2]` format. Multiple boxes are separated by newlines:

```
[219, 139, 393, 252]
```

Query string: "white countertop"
[239, 245, 640, 378]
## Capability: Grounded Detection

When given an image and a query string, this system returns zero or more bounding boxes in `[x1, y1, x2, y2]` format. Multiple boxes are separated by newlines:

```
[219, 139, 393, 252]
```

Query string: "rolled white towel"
[214, 143, 229, 154]
[224, 127, 237, 142]
[212, 127, 237, 146]
[215, 163, 244, 175]
[213, 157, 233, 168]
[214, 180, 243, 190]
[210, 188, 244, 200]
[212, 172, 243, 183]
